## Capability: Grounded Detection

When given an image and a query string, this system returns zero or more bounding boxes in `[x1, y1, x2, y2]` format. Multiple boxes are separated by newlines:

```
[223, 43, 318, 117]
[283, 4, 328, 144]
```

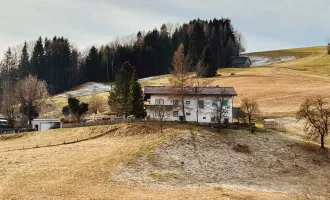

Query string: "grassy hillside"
[43, 46, 330, 117]
[0, 123, 329, 199]
[140, 46, 330, 116]
[2, 46, 330, 199]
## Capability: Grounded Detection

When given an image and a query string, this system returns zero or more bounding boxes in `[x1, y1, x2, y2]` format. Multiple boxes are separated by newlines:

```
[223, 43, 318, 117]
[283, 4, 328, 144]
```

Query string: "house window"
[203, 117, 206, 120]
[186, 101, 190, 105]
[198, 100, 204, 109]
[173, 111, 178, 117]
[173, 100, 179, 106]
[186, 113, 191, 116]
[155, 99, 164, 105]
[212, 100, 217, 107]
[223, 100, 229, 106]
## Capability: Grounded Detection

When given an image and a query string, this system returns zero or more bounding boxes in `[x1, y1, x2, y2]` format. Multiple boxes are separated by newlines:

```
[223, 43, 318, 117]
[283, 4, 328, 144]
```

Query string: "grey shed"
[231, 56, 252, 68]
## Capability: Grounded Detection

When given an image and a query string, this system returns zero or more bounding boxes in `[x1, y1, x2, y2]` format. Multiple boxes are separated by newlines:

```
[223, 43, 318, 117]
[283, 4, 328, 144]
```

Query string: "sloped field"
[0, 123, 329, 199]
[113, 129, 330, 196]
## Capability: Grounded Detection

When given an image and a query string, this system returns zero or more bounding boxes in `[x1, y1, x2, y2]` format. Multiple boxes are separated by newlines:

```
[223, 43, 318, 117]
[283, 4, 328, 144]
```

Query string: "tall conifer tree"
[18, 41, 30, 79]
[129, 70, 146, 118]
[108, 61, 134, 119]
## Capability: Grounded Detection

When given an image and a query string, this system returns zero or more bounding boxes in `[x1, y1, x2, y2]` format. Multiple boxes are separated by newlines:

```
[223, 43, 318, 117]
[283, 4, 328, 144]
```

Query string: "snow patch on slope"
[56, 82, 113, 97]
[138, 75, 168, 82]
[250, 56, 296, 67]
[56, 75, 167, 98]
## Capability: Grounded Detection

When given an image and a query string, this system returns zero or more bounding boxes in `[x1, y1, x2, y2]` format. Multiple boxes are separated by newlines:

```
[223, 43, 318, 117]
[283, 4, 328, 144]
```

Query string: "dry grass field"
[0, 123, 329, 199]
[141, 46, 330, 116]
[3, 46, 329, 199]
[45, 46, 330, 117]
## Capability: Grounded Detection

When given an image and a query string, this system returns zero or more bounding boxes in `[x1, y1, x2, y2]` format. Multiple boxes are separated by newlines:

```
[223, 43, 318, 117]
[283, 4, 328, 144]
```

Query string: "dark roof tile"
[144, 86, 237, 96]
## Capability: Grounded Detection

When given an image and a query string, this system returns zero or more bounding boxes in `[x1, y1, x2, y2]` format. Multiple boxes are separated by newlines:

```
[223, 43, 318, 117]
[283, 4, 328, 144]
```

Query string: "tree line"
[0, 18, 244, 97]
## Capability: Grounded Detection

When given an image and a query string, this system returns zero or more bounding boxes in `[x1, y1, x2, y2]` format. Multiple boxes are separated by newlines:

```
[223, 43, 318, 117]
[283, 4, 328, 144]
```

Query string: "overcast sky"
[0, 0, 329, 57]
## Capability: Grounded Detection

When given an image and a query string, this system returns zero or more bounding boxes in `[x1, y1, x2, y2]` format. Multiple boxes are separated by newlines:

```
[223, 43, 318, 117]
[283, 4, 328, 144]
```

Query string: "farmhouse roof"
[231, 56, 251, 64]
[144, 86, 237, 96]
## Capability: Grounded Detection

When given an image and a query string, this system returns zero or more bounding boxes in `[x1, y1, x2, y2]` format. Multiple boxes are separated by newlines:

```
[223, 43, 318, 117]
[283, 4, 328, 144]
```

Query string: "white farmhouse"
[144, 86, 237, 124]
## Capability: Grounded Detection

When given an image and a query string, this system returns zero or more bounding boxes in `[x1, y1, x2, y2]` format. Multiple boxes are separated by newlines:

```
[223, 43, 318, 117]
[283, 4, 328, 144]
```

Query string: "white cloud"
[0, 0, 329, 56]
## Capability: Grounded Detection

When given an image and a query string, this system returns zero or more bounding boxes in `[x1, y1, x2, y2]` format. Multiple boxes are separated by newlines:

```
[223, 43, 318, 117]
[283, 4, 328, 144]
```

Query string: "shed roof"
[32, 118, 60, 122]
[144, 86, 237, 96]
[231, 56, 251, 64]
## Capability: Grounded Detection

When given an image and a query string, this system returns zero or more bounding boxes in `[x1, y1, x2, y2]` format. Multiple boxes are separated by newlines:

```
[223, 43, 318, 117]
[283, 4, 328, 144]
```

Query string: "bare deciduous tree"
[234, 30, 246, 54]
[0, 47, 18, 127]
[241, 98, 259, 131]
[297, 96, 330, 148]
[109, 38, 120, 77]
[212, 90, 230, 132]
[15, 75, 49, 127]
[152, 99, 171, 133]
[27, 40, 36, 57]
[171, 43, 190, 122]
[1, 86, 18, 127]
[237, 108, 248, 124]
[89, 91, 104, 114]
[165, 22, 174, 36]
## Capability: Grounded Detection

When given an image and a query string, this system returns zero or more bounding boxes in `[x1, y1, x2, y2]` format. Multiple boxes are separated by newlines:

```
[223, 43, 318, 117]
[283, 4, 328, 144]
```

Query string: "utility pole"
[196, 75, 200, 124]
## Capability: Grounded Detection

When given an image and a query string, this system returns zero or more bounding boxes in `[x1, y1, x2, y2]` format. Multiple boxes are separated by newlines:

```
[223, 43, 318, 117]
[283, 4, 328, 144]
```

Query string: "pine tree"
[18, 41, 30, 79]
[85, 46, 101, 82]
[188, 32, 198, 70]
[31, 36, 46, 80]
[108, 61, 134, 119]
[197, 45, 216, 77]
[129, 70, 146, 118]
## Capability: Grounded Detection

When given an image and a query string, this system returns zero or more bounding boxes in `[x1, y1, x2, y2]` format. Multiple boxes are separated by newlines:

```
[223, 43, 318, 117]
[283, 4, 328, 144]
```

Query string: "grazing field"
[141, 46, 330, 116]
[44, 46, 330, 117]
[7, 46, 329, 199]
[0, 123, 329, 199]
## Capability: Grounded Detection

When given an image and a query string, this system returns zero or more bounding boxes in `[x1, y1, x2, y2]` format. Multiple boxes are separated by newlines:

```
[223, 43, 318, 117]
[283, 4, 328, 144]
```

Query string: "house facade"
[144, 86, 237, 124]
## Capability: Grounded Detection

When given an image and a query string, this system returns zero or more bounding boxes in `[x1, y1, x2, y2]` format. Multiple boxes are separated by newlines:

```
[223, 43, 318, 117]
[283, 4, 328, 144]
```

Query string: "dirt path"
[113, 129, 330, 195]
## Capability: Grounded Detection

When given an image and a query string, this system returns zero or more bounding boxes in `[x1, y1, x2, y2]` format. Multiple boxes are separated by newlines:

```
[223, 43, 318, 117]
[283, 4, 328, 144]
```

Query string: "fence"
[62, 118, 145, 129]
[264, 119, 287, 132]
[0, 127, 37, 135]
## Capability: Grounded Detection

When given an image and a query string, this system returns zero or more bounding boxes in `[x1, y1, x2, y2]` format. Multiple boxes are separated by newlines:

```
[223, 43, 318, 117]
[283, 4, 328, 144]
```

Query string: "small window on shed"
[186, 101, 190, 105]
[186, 113, 191, 116]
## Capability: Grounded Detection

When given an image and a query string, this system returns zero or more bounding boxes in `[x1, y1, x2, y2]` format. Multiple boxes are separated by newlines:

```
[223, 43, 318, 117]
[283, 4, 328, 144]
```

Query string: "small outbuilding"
[231, 56, 252, 68]
[32, 118, 61, 131]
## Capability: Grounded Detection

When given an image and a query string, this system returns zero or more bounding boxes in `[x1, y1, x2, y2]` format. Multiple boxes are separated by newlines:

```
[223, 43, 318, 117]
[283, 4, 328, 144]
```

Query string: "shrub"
[62, 105, 70, 117]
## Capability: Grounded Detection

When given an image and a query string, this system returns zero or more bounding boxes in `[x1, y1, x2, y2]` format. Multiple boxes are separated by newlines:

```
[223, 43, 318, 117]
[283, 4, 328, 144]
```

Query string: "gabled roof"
[231, 56, 251, 64]
[144, 86, 237, 96]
